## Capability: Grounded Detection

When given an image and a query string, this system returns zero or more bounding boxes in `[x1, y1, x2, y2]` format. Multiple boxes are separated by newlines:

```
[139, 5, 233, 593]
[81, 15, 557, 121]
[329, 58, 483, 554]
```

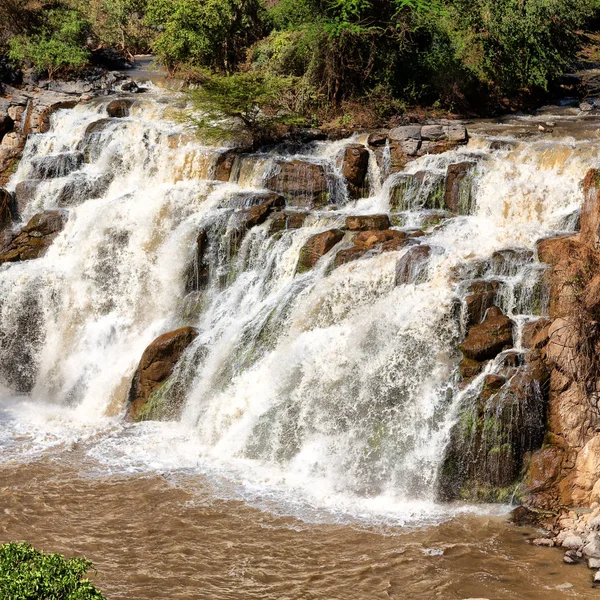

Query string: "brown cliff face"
[524, 168, 600, 509]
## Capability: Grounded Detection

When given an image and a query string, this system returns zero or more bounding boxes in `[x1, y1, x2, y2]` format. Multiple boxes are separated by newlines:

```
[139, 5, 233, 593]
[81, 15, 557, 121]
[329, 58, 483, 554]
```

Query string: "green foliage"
[187, 71, 305, 147]
[0, 542, 106, 600]
[82, 0, 153, 55]
[7, 6, 90, 78]
[146, 0, 266, 70]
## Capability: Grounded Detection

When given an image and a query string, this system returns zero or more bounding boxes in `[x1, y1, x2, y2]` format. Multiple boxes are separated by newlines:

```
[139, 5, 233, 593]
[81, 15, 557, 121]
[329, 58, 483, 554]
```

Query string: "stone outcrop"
[459, 307, 514, 361]
[297, 229, 345, 273]
[126, 327, 199, 421]
[463, 280, 500, 328]
[0, 210, 68, 264]
[444, 162, 475, 214]
[521, 169, 600, 511]
[264, 160, 328, 208]
[0, 189, 16, 231]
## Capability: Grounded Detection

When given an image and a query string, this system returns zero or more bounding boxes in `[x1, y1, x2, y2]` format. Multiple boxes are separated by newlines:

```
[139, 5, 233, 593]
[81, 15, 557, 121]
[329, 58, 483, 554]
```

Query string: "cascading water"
[0, 90, 596, 525]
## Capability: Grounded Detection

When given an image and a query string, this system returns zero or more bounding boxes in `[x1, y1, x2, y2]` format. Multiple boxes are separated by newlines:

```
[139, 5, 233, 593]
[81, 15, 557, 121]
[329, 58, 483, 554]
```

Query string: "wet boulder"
[464, 279, 500, 328]
[213, 149, 238, 182]
[264, 160, 328, 208]
[395, 245, 432, 285]
[229, 193, 285, 253]
[459, 307, 514, 361]
[56, 172, 113, 207]
[297, 229, 345, 273]
[0, 189, 16, 230]
[459, 357, 485, 379]
[389, 171, 445, 211]
[80, 118, 114, 161]
[345, 214, 390, 231]
[337, 143, 370, 198]
[490, 248, 534, 277]
[444, 162, 475, 214]
[30, 151, 83, 179]
[230, 193, 285, 231]
[14, 179, 42, 216]
[0, 210, 68, 264]
[126, 327, 199, 421]
[367, 129, 389, 147]
[106, 99, 133, 118]
[334, 230, 408, 268]
[268, 210, 308, 235]
[185, 228, 210, 292]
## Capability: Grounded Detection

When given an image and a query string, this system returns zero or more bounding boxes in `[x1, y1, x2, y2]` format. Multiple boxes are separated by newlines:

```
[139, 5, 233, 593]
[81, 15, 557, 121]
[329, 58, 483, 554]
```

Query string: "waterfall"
[0, 91, 595, 522]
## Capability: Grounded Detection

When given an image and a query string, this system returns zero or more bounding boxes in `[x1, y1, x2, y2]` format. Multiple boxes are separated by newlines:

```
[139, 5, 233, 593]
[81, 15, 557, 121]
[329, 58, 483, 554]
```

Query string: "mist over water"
[0, 90, 596, 535]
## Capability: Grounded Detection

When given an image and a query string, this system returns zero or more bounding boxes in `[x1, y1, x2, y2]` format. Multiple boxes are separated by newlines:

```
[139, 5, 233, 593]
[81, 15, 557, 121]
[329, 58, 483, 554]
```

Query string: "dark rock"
[14, 179, 41, 217]
[337, 143, 370, 198]
[484, 374, 507, 390]
[460, 307, 514, 361]
[510, 505, 540, 526]
[0, 210, 68, 264]
[80, 118, 114, 160]
[264, 160, 328, 208]
[30, 152, 83, 179]
[213, 150, 238, 182]
[395, 245, 432, 285]
[459, 357, 485, 379]
[367, 129, 389, 147]
[522, 318, 551, 349]
[0, 189, 16, 230]
[55, 173, 113, 207]
[106, 99, 133, 118]
[389, 171, 445, 211]
[581, 168, 600, 250]
[345, 214, 390, 231]
[126, 327, 199, 421]
[297, 229, 345, 272]
[445, 162, 475, 214]
[490, 248, 534, 277]
[268, 210, 308, 235]
[185, 229, 210, 292]
[464, 279, 500, 328]
[334, 230, 408, 268]
[37, 100, 77, 134]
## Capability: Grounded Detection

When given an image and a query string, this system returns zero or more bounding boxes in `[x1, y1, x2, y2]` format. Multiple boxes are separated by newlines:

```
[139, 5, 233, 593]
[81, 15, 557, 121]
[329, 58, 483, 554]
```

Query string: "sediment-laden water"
[1, 88, 600, 597]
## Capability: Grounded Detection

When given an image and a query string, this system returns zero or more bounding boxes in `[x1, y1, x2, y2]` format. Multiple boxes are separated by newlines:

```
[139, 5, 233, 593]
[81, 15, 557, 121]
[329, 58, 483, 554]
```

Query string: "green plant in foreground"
[187, 71, 305, 148]
[0, 542, 106, 600]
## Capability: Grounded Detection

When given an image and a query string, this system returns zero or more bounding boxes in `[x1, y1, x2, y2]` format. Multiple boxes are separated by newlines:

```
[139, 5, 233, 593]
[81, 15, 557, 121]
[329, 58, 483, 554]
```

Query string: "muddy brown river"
[0, 445, 596, 600]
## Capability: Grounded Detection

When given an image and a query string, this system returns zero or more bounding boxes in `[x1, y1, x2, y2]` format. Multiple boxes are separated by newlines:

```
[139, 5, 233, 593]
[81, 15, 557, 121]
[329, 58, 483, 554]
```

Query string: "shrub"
[187, 71, 305, 147]
[7, 6, 90, 78]
[0, 542, 106, 600]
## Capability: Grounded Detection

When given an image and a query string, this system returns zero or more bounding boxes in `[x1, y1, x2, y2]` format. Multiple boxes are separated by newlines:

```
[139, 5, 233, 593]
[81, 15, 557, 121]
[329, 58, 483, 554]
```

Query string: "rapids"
[1, 87, 599, 597]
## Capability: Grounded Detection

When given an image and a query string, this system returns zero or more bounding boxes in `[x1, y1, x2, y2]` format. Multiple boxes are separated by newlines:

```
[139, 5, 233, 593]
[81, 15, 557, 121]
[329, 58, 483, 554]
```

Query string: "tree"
[187, 71, 304, 148]
[145, 0, 267, 71]
[0, 542, 106, 600]
[7, 6, 90, 78]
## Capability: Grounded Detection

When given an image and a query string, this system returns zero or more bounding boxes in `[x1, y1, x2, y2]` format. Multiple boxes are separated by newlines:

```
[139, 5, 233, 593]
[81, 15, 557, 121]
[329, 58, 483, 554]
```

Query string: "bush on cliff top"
[0, 542, 106, 600]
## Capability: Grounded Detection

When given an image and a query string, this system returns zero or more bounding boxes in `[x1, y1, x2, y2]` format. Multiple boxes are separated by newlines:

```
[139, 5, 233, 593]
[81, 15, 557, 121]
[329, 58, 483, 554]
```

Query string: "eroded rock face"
[0, 210, 68, 264]
[126, 327, 199, 421]
[297, 229, 345, 272]
[580, 168, 600, 250]
[264, 160, 328, 208]
[459, 307, 514, 361]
